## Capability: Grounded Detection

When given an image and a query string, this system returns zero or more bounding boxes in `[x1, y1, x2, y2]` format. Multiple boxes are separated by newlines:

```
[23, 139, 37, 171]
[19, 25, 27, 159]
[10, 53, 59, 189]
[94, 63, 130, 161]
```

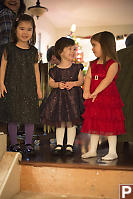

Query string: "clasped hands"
[58, 81, 75, 90]
[83, 91, 97, 102]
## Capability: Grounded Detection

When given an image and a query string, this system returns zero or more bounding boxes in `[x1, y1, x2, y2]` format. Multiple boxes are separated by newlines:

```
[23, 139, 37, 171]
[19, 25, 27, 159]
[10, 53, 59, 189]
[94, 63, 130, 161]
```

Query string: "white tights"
[56, 126, 76, 151]
[81, 135, 118, 160]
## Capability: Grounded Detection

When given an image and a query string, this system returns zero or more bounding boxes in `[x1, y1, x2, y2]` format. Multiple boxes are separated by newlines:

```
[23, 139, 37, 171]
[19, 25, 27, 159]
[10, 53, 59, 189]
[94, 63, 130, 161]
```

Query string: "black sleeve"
[34, 47, 38, 63]
[78, 63, 84, 71]
[49, 67, 56, 80]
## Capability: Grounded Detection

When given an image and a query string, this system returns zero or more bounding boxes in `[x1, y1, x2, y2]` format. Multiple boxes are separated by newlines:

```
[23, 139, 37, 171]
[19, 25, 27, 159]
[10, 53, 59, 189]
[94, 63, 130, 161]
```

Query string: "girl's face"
[4, 0, 20, 13]
[91, 40, 103, 58]
[60, 45, 76, 62]
[16, 21, 33, 44]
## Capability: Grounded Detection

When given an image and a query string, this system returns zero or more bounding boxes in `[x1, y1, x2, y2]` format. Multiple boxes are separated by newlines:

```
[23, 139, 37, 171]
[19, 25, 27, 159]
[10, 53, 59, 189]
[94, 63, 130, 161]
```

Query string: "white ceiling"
[25, 0, 133, 28]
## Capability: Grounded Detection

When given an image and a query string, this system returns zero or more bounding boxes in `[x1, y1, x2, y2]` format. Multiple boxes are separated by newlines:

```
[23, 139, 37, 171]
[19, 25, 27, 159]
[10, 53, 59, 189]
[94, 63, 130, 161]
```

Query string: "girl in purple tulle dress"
[41, 37, 84, 154]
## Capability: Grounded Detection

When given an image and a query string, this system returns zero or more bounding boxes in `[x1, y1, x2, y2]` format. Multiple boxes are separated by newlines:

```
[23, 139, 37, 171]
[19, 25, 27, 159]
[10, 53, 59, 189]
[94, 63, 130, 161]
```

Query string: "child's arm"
[0, 53, 7, 97]
[65, 69, 84, 90]
[74, 69, 84, 87]
[83, 66, 91, 99]
[34, 63, 42, 99]
[90, 62, 118, 101]
[49, 77, 66, 89]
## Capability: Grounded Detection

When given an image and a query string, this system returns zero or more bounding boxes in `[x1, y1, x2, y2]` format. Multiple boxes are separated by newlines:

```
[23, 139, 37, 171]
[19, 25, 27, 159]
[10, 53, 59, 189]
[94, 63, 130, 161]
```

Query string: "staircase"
[1, 132, 133, 199]
[12, 192, 101, 199]
[0, 133, 7, 160]
[0, 133, 22, 199]
[18, 162, 133, 199]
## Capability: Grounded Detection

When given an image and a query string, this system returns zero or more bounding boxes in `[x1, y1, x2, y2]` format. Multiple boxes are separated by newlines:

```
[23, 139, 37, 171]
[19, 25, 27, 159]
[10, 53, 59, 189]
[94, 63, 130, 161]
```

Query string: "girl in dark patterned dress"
[41, 37, 84, 154]
[0, 14, 42, 153]
[81, 31, 125, 160]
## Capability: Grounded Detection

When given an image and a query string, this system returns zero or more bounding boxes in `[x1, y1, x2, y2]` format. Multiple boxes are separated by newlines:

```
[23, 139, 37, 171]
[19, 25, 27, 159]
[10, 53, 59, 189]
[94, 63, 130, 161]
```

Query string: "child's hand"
[0, 83, 7, 98]
[65, 82, 75, 90]
[37, 88, 42, 99]
[58, 82, 66, 89]
[90, 92, 97, 102]
[83, 92, 91, 99]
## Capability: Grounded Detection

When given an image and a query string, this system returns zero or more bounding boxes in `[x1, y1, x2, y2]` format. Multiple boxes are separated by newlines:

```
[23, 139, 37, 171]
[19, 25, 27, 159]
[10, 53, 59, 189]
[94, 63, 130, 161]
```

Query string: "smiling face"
[91, 39, 103, 58]
[4, 0, 20, 13]
[60, 45, 76, 62]
[16, 21, 33, 44]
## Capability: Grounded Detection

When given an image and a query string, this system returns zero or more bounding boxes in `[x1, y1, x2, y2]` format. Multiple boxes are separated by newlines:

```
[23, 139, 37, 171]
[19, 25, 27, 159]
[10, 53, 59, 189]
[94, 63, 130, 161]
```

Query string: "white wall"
[24, 0, 57, 63]
[35, 21, 133, 63]
[56, 24, 133, 38]
[24, 1, 133, 63]
[78, 38, 127, 71]
[34, 17, 57, 63]
[55, 24, 133, 69]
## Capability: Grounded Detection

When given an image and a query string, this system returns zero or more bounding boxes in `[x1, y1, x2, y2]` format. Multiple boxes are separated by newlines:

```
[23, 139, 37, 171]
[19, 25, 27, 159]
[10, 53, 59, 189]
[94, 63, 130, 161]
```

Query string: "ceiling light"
[28, 0, 48, 19]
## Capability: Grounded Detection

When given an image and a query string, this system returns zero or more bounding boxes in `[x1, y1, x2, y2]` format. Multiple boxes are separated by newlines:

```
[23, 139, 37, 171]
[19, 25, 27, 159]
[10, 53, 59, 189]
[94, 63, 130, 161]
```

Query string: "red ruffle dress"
[81, 59, 126, 136]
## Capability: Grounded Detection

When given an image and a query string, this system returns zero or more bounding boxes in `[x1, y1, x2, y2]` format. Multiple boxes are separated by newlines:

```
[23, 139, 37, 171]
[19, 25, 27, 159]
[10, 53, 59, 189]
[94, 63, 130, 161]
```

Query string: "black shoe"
[52, 144, 63, 155]
[23, 144, 34, 154]
[9, 144, 21, 152]
[65, 145, 74, 156]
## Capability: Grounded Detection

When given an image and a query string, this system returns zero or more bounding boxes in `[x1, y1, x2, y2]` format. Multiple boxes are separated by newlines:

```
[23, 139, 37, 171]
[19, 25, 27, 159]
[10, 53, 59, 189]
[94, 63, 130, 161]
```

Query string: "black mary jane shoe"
[23, 144, 34, 154]
[65, 145, 74, 156]
[52, 144, 63, 155]
[8, 144, 21, 152]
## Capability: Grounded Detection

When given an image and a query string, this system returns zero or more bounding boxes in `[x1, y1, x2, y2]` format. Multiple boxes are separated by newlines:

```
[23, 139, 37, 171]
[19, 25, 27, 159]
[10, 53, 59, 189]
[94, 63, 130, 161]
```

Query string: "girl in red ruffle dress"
[81, 31, 126, 160]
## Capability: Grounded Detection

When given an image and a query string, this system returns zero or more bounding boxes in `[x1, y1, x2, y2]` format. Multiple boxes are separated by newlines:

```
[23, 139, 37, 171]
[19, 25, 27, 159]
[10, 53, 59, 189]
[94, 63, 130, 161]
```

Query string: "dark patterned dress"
[0, 43, 39, 124]
[41, 64, 84, 127]
[81, 59, 126, 136]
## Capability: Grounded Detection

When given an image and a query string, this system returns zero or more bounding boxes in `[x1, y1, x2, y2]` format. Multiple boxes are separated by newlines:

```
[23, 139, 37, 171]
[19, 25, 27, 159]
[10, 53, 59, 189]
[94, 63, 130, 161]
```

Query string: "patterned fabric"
[81, 59, 126, 136]
[0, 5, 16, 45]
[40, 64, 84, 127]
[0, 43, 40, 124]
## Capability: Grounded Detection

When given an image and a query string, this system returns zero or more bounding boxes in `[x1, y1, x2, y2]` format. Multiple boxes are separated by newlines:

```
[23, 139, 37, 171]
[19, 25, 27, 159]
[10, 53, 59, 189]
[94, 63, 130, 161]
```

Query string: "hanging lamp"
[28, 0, 48, 19]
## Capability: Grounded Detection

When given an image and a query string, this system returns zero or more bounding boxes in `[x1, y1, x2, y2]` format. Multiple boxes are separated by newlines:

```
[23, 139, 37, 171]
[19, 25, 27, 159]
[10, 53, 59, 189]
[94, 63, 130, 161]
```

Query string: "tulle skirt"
[81, 94, 126, 136]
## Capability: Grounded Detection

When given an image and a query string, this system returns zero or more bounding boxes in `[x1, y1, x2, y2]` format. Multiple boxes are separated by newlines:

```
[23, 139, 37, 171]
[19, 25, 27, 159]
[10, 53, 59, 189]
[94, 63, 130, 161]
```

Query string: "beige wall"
[36, 19, 133, 62]
[56, 24, 133, 39]
[34, 17, 57, 63]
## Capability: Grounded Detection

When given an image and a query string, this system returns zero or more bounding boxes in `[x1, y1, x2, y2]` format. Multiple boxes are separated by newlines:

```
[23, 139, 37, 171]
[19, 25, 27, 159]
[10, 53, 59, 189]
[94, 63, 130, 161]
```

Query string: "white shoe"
[81, 152, 97, 159]
[102, 153, 118, 161]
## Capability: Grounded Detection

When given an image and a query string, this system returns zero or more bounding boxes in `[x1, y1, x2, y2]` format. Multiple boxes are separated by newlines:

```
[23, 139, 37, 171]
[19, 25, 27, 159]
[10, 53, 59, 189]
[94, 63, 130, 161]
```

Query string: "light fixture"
[70, 24, 76, 33]
[28, 0, 48, 19]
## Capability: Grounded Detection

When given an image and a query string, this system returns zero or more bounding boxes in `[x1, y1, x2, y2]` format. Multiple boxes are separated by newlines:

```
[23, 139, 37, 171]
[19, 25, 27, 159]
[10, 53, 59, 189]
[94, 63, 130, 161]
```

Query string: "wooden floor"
[20, 129, 133, 171]
[1, 122, 132, 170]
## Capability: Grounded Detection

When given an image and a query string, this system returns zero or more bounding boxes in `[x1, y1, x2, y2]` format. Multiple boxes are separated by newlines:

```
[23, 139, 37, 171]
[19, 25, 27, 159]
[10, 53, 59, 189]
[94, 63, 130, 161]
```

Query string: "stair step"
[0, 152, 22, 199]
[12, 192, 103, 199]
[0, 132, 7, 160]
[21, 164, 133, 199]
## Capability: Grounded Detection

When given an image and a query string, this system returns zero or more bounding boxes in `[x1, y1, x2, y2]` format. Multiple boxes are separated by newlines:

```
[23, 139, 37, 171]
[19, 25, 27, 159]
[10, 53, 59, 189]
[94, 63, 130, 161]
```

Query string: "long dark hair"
[91, 31, 119, 65]
[55, 37, 75, 61]
[1, 0, 26, 16]
[11, 14, 36, 45]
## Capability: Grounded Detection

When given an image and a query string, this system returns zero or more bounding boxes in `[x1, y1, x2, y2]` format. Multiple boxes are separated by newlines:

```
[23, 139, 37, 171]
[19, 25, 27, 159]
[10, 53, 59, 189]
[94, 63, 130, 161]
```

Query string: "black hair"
[11, 14, 36, 45]
[1, 0, 26, 16]
[55, 37, 75, 61]
[91, 31, 119, 65]
[125, 33, 133, 47]
[47, 46, 55, 62]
